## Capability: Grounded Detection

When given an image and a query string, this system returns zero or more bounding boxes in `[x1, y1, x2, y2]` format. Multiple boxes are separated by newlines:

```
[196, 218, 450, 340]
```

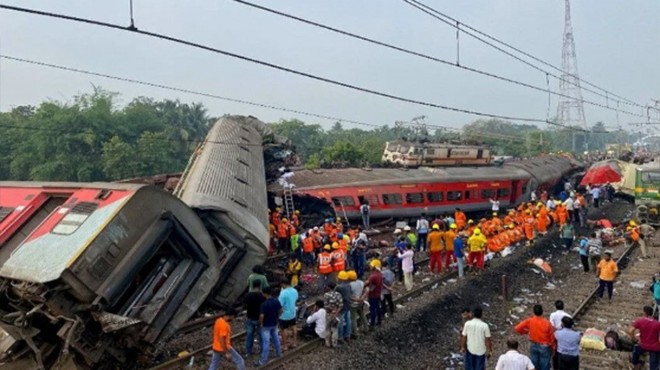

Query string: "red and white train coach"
[269, 156, 576, 219]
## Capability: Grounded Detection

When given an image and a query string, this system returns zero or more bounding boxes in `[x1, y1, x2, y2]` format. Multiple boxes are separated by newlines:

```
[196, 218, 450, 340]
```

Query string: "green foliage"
[0, 89, 209, 181]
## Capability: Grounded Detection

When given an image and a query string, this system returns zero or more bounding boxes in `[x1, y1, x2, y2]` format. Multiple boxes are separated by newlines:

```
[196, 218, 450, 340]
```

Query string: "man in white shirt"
[490, 198, 500, 213]
[549, 300, 571, 330]
[461, 306, 492, 370]
[302, 300, 326, 338]
[546, 197, 556, 211]
[496, 339, 535, 370]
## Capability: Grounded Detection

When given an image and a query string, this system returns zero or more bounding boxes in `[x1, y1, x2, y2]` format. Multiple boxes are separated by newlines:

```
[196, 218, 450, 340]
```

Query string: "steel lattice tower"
[556, 0, 587, 130]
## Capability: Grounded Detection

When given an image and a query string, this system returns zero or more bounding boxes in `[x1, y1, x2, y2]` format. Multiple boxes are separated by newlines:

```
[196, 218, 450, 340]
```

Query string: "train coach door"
[510, 180, 521, 203]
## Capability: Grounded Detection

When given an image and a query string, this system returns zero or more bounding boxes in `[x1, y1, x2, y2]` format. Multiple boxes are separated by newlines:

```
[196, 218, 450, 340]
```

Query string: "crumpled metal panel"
[91, 312, 141, 333]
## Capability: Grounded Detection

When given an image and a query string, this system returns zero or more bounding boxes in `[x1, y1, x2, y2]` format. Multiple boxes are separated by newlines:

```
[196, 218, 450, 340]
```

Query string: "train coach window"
[481, 189, 495, 199]
[497, 188, 510, 198]
[358, 195, 379, 206]
[406, 193, 424, 204]
[331, 196, 356, 207]
[52, 202, 98, 235]
[426, 149, 435, 155]
[382, 193, 403, 205]
[427, 192, 443, 203]
[446, 191, 462, 201]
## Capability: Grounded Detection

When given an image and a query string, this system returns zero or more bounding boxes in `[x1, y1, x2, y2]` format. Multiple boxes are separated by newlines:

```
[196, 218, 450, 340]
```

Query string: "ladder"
[337, 201, 350, 227]
[283, 185, 295, 218]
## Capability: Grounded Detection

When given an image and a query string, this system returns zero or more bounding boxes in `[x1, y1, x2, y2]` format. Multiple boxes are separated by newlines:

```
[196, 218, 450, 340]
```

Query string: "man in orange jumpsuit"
[455, 208, 467, 230]
[556, 203, 568, 226]
[523, 211, 536, 244]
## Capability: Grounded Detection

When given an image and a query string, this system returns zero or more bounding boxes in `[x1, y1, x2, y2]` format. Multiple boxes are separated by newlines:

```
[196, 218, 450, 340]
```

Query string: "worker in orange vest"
[504, 210, 515, 226]
[336, 217, 344, 233]
[271, 208, 280, 225]
[523, 211, 536, 245]
[323, 219, 334, 235]
[331, 242, 346, 274]
[302, 231, 315, 267]
[277, 218, 292, 253]
[317, 244, 334, 289]
[490, 212, 502, 230]
[556, 202, 568, 226]
[454, 208, 467, 230]
[291, 210, 300, 228]
[536, 209, 548, 236]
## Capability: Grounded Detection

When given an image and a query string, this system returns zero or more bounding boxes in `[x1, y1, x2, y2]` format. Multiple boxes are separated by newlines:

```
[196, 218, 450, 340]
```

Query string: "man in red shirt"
[362, 259, 383, 328]
[208, 309, 245, 370]
[514, 304, 555, 370]
[629, 305, 660, 370]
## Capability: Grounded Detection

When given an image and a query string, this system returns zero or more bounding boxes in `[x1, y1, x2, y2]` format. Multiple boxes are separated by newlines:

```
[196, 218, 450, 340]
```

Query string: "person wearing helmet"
[277, 218, 292, 253]
[427, 223, 445, 274]
[291, 210, 300, 228]
[363, 260, 383, 327]
[331, 242, 346, 273]
[403, 225, 417, 248]
[318, 245, 334, 290]
[491, 212, 502, 230]
[468, 228, 488, 273]
[271, 208, 281, 226]
[335, 271, 352, 343]
[444, 223, 458, 268]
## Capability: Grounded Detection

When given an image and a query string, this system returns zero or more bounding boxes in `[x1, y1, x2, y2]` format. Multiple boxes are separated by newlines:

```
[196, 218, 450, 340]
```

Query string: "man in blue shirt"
[257, 287, 282, 366]
[555, 316, 581, 370]
[278, 280, 298, 351]
[578, 237, 589, 272]
[454, 236, 466, 278]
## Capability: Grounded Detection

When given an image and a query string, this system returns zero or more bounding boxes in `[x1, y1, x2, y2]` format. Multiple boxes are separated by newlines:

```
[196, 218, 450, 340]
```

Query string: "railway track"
[149, 255, 435, 370]
[568, 240, 658, 370]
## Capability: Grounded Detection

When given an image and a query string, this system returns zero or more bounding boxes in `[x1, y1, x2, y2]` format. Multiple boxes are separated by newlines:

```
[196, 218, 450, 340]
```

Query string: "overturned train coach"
[0, 116, 273, 369]
[0, 183, 220, 369]
[269, 156, 581, 219]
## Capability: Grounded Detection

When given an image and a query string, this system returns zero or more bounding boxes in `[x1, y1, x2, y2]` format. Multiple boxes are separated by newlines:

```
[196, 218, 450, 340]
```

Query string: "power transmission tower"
[556, 0, 587, 152]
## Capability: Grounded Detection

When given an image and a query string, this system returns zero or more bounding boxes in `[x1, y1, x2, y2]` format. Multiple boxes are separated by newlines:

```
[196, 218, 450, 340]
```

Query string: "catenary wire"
[0, 55, 551, 144]
[403, 0, 646, 109]
[402, 0, 649, 114]
[0, 4, 583, 131]
[231, 0, 644, 118]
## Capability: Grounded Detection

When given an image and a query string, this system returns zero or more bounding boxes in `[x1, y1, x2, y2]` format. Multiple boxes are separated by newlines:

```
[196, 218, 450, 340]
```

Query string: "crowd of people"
[206, 182, 656, 370]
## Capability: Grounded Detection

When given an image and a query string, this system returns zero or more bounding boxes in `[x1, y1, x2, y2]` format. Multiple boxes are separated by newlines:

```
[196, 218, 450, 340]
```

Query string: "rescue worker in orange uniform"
[324, 219, 334, 235]
[536, 208, 548, 236]
[277, 218, 292, 253]
[317, 244, 334, 290]
[490, 212, 502, 230]
[455, 208, 467, 230]
[504, 210, 515, 226]
[523, 211, 536, 244]
[336, 217, 344, 233]
[291, 210, 300, 228]
[444, 224, 457, 267]
[556, 202, 568, 226]
[302, 231, 315, 267]
[427, 224, 444, 273]
[271, 208, 281, 226]
[331, 242, 346, 273]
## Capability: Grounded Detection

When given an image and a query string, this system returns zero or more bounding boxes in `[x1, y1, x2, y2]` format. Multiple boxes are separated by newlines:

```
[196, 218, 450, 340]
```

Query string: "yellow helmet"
[337, 217, 342, 221]
[332, 242, 339, 249]
[282, 218, 288, 222]
[492, 212, 498, 216]
[508, 210, 515, 214]
[295, 210, 300, 214]
[450, 223, 457, 229]
[629, 220, 637, 227]
[347, 270, 358, 281]
[276, 207, 281, 211]
[369, 259, 382, 269]
[536, 202, 543, 207]
[468, 219, 474, 224]
[337, 271, 349, 281]
[432, 224, 440, 230]
[473, 228, 481, 235]
[323, 244, 332, 251]
[508, 223, 515, 229]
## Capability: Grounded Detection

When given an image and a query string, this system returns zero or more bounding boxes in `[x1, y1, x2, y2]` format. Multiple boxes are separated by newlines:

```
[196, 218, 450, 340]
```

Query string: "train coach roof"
[269, 156, 573, 191]
[270, 165, 530, 191]
[0, 181, 146, 190]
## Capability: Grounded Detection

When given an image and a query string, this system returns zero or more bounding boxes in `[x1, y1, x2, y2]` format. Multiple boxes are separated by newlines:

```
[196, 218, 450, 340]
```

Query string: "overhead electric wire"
[402, 0, 647, 110]
[0, 4, 582, 131]
[232, 0, 645, 119]
[0, 55, 548, 145]
[405, 0, 644, 108]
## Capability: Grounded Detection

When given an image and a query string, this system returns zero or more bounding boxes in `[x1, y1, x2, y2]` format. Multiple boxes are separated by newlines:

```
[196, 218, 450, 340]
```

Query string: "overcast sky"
[1, 0, 658, 131]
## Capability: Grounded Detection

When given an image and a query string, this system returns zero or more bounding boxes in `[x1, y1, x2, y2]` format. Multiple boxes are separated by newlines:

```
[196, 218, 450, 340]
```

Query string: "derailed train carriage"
[0, 116, 273, 369]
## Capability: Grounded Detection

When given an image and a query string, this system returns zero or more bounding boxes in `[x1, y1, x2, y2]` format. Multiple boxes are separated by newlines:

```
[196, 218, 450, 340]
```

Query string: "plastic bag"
[580, 328, 606, 351]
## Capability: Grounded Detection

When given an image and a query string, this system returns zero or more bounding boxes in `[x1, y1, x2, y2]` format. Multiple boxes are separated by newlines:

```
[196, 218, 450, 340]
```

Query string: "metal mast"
[556, 0, 587, 148]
